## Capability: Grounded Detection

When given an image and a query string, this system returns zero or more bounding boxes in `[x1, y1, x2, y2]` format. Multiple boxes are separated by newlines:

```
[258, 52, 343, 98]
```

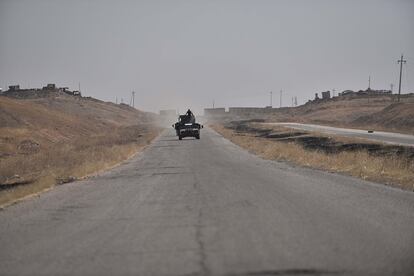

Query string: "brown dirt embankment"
[268, 97, 414, 134]
[353, 103, 414, 132]
[211, 120, 414, 191]
[214, 95, 414, 134]
[0, 94, 160, 207]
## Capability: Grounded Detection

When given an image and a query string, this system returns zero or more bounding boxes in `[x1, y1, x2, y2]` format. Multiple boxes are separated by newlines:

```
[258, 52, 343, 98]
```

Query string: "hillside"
[353, 103, 414, 132]
[266, 95, 414, 134]
[205, 94, 414, 134]
[0, 92, 159, 206]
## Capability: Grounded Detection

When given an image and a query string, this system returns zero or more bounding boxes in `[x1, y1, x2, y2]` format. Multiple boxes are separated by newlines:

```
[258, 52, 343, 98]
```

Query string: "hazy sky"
[1, 0, 413, 114]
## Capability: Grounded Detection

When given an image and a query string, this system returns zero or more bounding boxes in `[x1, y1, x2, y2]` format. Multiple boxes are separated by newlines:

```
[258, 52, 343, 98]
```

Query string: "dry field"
[0, 94, 160, 207]
[211, 123, 414, 191]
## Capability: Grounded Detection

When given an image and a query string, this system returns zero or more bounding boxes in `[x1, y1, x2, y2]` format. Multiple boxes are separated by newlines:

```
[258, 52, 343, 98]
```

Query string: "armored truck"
[173, 113, 203, 140]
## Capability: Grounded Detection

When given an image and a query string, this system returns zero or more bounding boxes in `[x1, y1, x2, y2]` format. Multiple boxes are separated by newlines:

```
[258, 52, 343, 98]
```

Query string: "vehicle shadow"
[158, 138, 199, 142]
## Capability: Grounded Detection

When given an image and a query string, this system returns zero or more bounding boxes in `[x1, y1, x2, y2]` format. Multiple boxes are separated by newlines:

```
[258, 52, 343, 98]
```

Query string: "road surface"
[1, 128, 414, 276]
[267, 123, 414, 147]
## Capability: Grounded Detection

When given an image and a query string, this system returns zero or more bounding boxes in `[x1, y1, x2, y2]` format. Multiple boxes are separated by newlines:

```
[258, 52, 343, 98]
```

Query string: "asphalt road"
[267, 123, 414, 147]
[1, 128, 414, 276]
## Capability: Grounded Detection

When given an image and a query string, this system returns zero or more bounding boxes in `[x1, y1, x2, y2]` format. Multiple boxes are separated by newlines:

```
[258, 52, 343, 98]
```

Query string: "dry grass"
[211, 124, 414, 191]
[0, 127, 159, 207]
[0, 95, 160, 207]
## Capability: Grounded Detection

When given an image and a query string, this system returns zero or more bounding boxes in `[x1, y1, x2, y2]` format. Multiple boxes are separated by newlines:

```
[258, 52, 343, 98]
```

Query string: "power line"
[397, 54, 407, 102]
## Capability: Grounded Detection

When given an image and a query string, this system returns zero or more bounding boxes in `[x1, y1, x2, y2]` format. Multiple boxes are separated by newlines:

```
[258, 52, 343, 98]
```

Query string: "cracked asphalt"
[1, 127, 414, 276]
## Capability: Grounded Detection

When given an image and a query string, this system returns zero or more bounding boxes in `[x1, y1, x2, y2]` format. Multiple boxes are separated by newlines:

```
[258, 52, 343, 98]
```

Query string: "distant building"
[228, 107, 276, 115]
[2, 84, 83, 98]
[229, 107, 257, 115]
[58, 87, 81, 96]
[365, 89, 392, 95]
[8, 85, 20, 91]
[339, 90, 354, 96]
[42, 83, 56, 90]
[321, 91, 331, 99]
[314, 93, 320, 100]
[204, 108, 226, 117]
[338, 89, 391, 97]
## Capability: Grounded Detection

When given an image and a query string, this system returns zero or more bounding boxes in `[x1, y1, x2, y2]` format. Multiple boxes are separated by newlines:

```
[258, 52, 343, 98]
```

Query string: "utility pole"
[131, 91, 135, 108]
[294, 96, 297, 106]
[270, 91, 273, 107]
[116, 96, 118, 104]
[397, 54, 407, 102]
[78, 82, 81, 93]
[390, 83, 394, 93]
[367, 76, 372, 104]
[213, 99, 215, 108]
[279, 89, 282, 108]
[368, 75, 371, 90]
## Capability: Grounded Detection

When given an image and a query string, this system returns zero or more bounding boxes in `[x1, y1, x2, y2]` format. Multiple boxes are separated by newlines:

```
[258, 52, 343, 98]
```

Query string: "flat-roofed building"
[204, 108, 226, 117]
[8, 85, 20, 91]
[321, 91, 331, 99]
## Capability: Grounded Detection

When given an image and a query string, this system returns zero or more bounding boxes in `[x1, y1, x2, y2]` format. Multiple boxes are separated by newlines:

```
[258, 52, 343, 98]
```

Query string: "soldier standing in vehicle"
[186, 109, 195, 123]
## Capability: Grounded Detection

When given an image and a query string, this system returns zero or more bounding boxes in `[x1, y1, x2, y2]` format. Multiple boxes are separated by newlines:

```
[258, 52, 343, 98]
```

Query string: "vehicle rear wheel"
[179, 135, 182, 140]
[195, 134, 200, 139]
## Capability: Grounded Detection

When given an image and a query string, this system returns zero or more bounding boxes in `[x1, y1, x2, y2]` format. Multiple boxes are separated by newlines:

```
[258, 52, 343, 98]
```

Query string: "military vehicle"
[173, 112, 203, 140]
